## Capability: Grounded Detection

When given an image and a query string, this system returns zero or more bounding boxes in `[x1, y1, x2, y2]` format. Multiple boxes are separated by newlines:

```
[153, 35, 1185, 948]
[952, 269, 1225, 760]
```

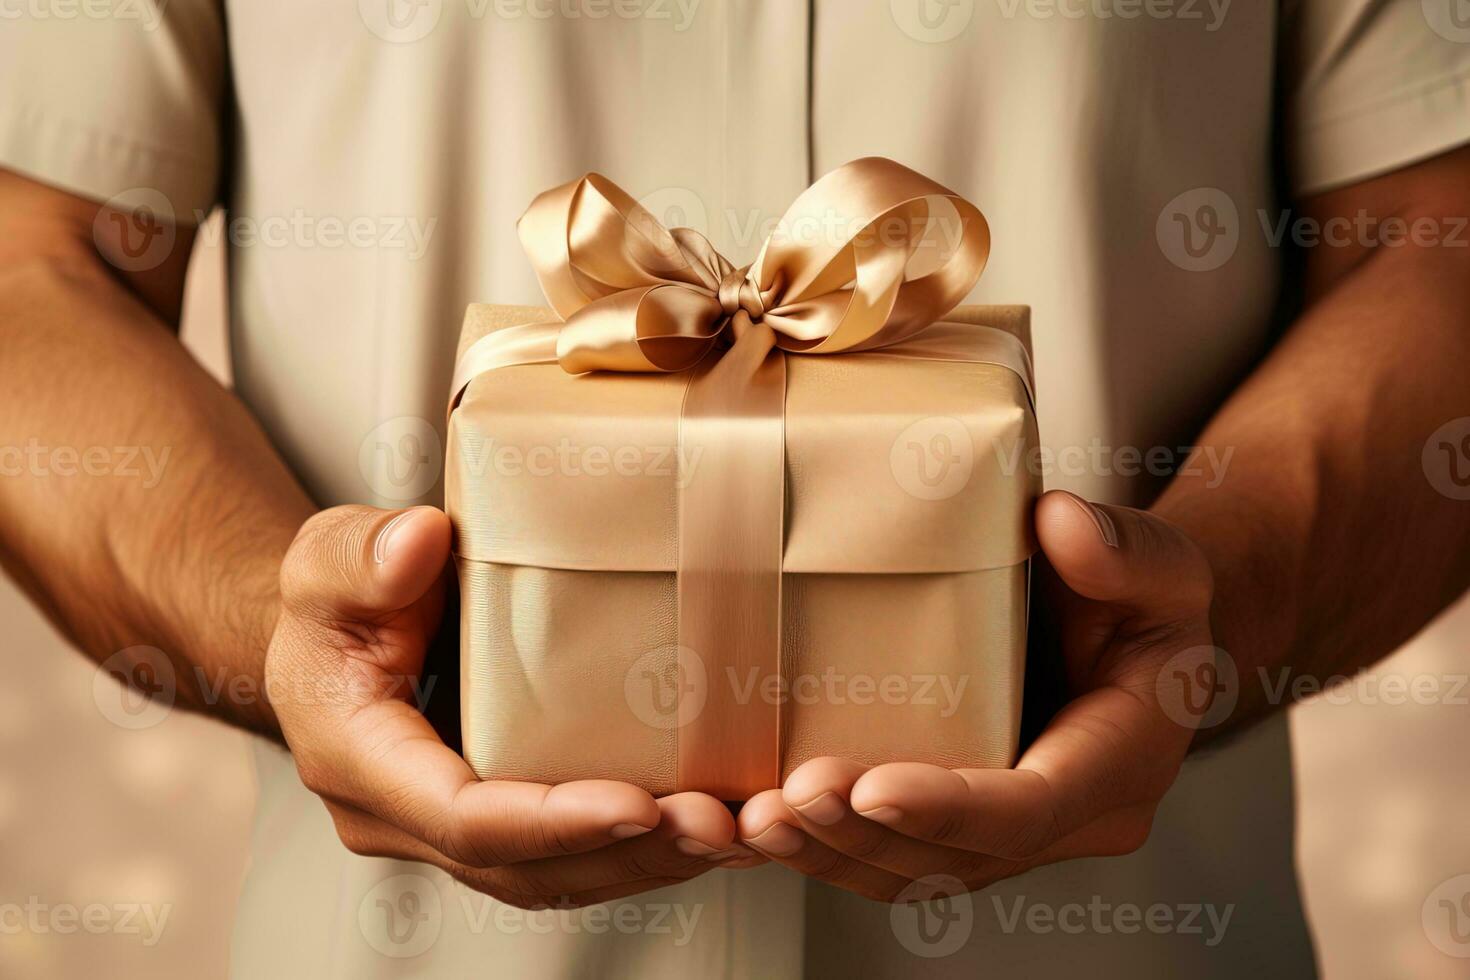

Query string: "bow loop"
[516, 157, 990, 375]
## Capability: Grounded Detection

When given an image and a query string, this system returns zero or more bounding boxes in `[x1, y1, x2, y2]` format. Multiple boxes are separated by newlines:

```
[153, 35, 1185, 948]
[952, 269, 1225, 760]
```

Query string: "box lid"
[448, 305, 1039, 574]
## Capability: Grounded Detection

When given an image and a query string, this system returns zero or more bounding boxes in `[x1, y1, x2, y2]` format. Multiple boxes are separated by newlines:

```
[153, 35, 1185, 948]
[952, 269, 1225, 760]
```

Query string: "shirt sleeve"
[1282, 0, 1470, 195]
[0, 0, 227, 221]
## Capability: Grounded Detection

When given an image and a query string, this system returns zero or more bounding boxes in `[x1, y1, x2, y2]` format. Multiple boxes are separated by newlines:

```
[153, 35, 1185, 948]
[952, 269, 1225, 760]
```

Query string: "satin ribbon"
[451, 158, 995, 799]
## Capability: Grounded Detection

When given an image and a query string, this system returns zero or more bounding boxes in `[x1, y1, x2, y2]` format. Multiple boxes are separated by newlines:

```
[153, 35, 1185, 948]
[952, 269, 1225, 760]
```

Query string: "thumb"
[1035, 490, 1212, 616]
[280, 505, 452, 623]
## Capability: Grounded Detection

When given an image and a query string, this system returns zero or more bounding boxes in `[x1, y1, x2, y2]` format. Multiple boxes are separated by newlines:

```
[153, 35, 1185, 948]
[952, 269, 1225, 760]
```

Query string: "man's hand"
[734, 490, 1213, 901]
[268, 504, 759, 910]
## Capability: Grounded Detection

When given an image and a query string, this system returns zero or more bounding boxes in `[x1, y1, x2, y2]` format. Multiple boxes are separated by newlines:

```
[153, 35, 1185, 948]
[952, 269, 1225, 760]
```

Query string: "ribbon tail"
[675, 318, 787, 799]
[448, 319, 563, 417]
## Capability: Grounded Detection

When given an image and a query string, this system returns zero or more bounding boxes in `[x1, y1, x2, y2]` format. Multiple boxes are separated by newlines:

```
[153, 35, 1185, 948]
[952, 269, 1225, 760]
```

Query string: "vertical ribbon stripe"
[675, 319, 787, 799]
[449, 158, 1001, 797]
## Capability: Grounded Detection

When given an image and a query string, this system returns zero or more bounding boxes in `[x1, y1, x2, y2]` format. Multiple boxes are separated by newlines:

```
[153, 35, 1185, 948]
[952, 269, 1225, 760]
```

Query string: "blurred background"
[2, 219, 1468, 979]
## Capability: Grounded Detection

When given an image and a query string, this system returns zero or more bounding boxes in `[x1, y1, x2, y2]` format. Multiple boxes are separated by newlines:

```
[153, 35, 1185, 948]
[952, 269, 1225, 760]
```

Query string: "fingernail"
[857, 805, 904, 826]
[747, 822, 804, 856]
[610, 823, 655, 840]
[793, 791, 846, 826]
[1068, 493, 1118, 548]
[373, 510, 416, 564]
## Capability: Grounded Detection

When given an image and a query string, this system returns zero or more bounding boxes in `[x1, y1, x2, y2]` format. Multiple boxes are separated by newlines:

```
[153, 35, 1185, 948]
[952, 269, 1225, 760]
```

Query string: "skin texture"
[734, 145, 1470, 899]
[2, 144, 1468, 907]
[0, 169, 756, 909]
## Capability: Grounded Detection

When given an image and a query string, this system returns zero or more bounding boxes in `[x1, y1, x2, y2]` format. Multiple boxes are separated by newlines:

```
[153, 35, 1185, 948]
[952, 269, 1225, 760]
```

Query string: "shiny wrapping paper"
[449, 301, 1038, 798]
[447, 160, 1040, 799]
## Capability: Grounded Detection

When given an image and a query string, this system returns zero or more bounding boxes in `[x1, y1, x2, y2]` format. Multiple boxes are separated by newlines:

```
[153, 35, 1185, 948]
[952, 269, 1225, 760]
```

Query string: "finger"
[737, 790, 807, 858]
[778, 758, 1005, 883]
[1023, 803, 1160, 865]
[332, 793, 746, 910]
[309, 695, 661, 866]
[851, 684, 1174, 861]
[738, 788, 912, 902]
[323, 803, 656, 910]
[275, 504, 664, 869]
[281, 505, 451, 624]
[271, 507, 452, 713]
[494, 793, 754, 898]
[324, 802, 546, 907]
[1035, 490, 1212, 617]
[779, 757, 870, 829]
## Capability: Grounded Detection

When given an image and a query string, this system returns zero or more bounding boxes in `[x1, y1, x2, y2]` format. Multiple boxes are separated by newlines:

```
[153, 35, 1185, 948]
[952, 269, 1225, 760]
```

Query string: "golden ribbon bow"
[451, 158, 1008, 799]
[452, 156, 992, 390]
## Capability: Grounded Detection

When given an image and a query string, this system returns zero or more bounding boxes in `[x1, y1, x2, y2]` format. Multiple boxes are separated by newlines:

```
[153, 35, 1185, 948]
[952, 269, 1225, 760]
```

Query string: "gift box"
[447, 159, 1039, 799]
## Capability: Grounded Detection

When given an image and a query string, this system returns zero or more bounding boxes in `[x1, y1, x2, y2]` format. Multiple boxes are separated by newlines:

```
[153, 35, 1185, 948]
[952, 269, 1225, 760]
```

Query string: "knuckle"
[926, 808, 975, 848]
[843, 831, 900, 865]
[279, 505, 379, 611]
[295, 759, 333, 798]
[379, 787, 478, 864]
[997, 819, 1056, 860]
[380, 779, 433, 822]
[328, 812, 382, 858]
[439, 820, 505, 868]
[613, 851, 664, 880]
[999, 786, 1065, 859]
[280, 512, 339, 585]
[1126, 511, 1214, 609]
[801, 848, 858, 883]
[615, 845, 694, 881]
[452, 801, 558, 868]
[526, 797, 575, 860]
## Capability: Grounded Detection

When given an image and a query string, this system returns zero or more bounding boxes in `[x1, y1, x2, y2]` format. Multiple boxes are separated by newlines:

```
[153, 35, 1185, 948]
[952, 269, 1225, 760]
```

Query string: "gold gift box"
[448, 303, 1039, 799]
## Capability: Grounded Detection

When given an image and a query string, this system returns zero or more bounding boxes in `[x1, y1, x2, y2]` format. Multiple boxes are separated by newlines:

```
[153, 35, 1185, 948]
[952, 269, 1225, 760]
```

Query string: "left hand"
[736, 489, 1218, 902]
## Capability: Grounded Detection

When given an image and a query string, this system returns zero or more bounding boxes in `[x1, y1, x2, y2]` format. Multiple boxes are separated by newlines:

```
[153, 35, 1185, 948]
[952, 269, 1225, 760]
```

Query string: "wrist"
[138, 500, 314, 738]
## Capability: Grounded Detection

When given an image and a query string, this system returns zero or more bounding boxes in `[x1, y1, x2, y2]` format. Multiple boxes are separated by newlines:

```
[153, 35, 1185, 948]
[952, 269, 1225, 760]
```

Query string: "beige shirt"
[5, 1, 1470, 976]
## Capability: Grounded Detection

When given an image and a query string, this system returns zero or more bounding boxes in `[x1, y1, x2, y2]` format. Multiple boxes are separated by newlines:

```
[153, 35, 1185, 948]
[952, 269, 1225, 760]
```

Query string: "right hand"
[265, 505, 758, 909]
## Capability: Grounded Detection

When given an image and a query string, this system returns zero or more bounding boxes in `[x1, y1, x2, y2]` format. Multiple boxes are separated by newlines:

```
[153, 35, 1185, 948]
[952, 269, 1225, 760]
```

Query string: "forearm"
[1153, 221, 1470, 729]
[0, 250, 315, 735]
